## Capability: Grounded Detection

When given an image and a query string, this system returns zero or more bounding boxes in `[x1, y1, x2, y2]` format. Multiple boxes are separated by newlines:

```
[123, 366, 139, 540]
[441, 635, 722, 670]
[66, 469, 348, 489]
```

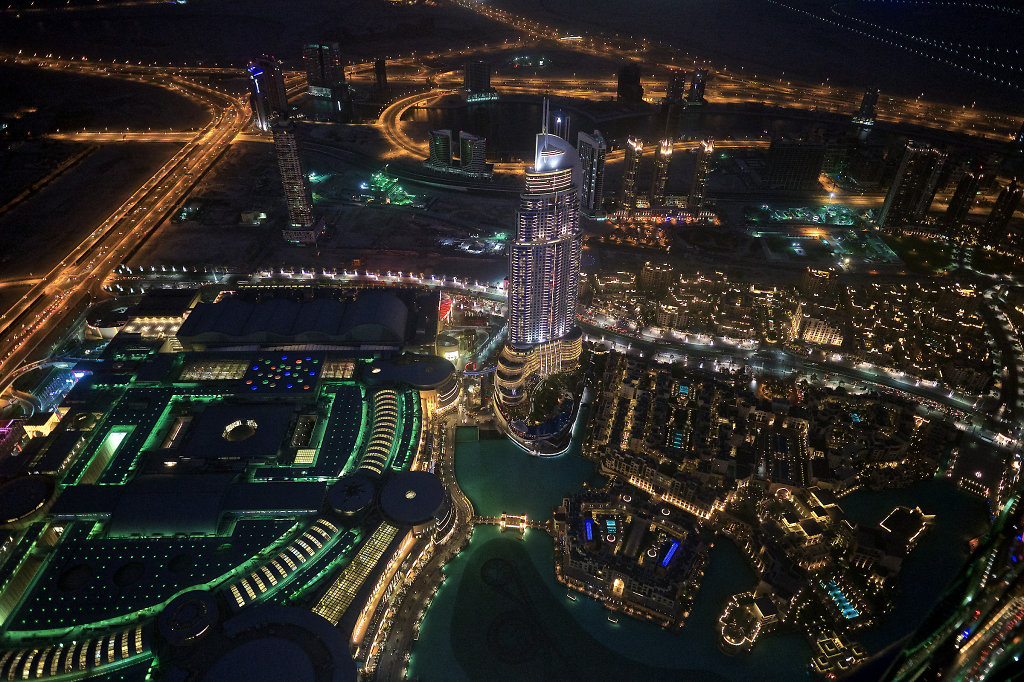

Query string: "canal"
[408, 427, 991, 681]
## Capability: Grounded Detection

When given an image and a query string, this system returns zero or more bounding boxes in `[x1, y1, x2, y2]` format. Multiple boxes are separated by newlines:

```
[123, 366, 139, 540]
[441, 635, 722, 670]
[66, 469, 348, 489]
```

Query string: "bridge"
[472, 514, 552, 535]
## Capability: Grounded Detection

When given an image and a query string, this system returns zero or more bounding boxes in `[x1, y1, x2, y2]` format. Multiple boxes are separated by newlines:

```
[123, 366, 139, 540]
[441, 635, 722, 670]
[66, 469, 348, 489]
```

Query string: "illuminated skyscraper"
[459, 131, 488, 175]
[878, 141, 946, 230]
[666, 69, 687, 104]
[577, 130, 607, 217]
[273, 121, 314, 229]
[689, 138, 714, 214]
[426, 129, 454, 168]
[248, 56, 288, 132]
[942, 167, 981, 240]
[984, 178, 1022, 247]
[650, 139, 673, 207]
[622, 137, 643, 210]
[495, 101, 583, 405]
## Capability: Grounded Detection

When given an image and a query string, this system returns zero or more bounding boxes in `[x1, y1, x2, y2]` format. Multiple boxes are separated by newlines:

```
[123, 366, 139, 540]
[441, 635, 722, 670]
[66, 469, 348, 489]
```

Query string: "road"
[0, 55, 249, 386]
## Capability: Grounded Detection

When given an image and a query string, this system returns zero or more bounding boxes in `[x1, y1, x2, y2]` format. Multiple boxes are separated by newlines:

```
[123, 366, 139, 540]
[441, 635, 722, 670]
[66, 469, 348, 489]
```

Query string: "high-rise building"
[248, 56, 288, 132]
[459, 131, 488, 175]
[464, 60, 491, 94]
[1015, 122, 1024, 157]
[303, 42, 348, 123]
[617, 63, 644, 106]
[878, 141, 946, 230]
[650, 139, 673, 207]
[303, 42, 344, 92]
[622, 137, 643, 210]
[577, 130, 607, 218]
[666, 69, 687, 104]
[943, 167, 981, 240]
[766, 138, 826, 191]
[273, 121, 314, 231]
[687, 70, 707, 104]
[984, 178, 1022, 247]
[689, 138, 714, 214]
[852, 87, 879, 126]
[427, 129, 454, 168]
[495, 101, 583, 406]
[374, 58, 388, 92]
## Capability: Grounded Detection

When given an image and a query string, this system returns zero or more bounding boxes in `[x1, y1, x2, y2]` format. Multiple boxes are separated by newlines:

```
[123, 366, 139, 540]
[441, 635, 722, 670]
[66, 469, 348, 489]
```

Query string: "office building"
[878, 142, 946, 230]
[666, 69, 687, 104]
[984, 178, 1022, 247]
[248, 55, 288, 132]
[767, 138, 826, 191]
[459, 131, 488, 175]
[466, 59, 493, 95]
[688, 70, 707, 104]
[303, 42, 348, 123]
[622, 137, 643, 210]
[273, 121, 318, 243]
[374, 58, 388, 92]
[852, 87, 879, 126]
[495, 100, 583, 406]
[617, 63, 644, 106]
[942, 168, 981, 240]
[650, 139, 673, 207]
[577, 130, 607, 217]
[427, 129, 454, 168]
[689, 138, 714, 214]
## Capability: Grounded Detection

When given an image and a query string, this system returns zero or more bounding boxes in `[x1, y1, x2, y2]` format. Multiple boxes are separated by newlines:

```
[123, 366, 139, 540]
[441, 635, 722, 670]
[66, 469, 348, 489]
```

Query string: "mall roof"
[362, 354, 456, 390]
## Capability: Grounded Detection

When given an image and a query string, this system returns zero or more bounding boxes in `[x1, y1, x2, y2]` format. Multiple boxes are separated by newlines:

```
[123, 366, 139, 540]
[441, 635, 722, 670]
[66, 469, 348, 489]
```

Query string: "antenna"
[541, 97, 549, 135]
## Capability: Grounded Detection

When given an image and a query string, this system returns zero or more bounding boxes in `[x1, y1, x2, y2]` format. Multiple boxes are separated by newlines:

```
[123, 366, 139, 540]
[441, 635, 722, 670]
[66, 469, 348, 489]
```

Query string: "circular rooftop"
[158, 590, 219, 647]
[0, 475, 53, 524]
[363, 354, 456, 390]
[222, 419, 258, 442]
[327, 474, 376, 516]
[379, 470, 446, 527]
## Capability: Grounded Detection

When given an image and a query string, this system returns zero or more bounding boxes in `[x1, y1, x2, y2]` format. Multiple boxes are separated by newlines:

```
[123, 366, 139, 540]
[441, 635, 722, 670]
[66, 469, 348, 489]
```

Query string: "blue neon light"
[585, 520, 593, 541]
[662, 540, 679, 567]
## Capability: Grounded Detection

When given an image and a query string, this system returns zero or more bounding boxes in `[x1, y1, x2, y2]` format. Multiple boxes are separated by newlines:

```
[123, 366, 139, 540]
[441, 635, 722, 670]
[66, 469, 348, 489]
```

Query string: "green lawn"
[881, 235, 953, 274]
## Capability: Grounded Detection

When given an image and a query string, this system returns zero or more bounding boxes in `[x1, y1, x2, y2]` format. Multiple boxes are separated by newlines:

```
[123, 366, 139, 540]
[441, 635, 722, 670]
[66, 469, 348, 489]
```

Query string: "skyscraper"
[665, 69, 687, 104]
[650, 139, 673, 207]
[459, 131, 488, 175]
[687, 70, 707, 104]
[464, 61, 491, 94]
[577, 130, 607, 218]
[495, 101, 583, 406]
[426, 129, 454, 168]
[942, 167, 981, 240]
[878, 141, 946, 230]
[303, 42, 348, 123]
[984, 179, 1022, 247]
[374, 58, 388, 92]
[273, 121, 314, 230]
[852, 87, 879, 126]
[248, 56, 288, 132]
[617, 63, 644, 106]
[689, 138, 714, 215]
[622, 137, 643, 210]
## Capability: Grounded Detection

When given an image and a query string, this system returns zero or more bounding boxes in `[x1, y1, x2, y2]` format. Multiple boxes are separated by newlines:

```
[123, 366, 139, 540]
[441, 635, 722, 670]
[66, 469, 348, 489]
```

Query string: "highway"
[0, 56, 250, 386]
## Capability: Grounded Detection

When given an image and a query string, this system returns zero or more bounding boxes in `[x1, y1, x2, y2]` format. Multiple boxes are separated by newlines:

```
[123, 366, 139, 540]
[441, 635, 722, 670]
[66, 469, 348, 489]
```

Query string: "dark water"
[410, 428, 993, 680]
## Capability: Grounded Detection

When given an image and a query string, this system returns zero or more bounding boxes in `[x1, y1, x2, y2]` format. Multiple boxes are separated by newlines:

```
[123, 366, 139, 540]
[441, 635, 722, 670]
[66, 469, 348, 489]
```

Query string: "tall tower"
[852, 87, 879, 126]
[665, 69, 687, 104]
[984, 179, 1022, 248]
[248, 56, 289, 131]
[303, 42, 347, 123]
[622, 137, 643, 210]
[426, 129, 454, 169]
[577, 130, 607, 218]
[687, 70, 707, 104]
[689, 138, 714, 215]
[943, 167, 981, 240]
[374, 58, 388, 92]
[496, 101, 583, 407]
[878, 141, 946, 230]
[459, 131, 488, 176]
[464, 60, 491, 94]
[273, 121, 314, 229]
[617, 63, 644, 106]
[650, 139, 673, 207]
